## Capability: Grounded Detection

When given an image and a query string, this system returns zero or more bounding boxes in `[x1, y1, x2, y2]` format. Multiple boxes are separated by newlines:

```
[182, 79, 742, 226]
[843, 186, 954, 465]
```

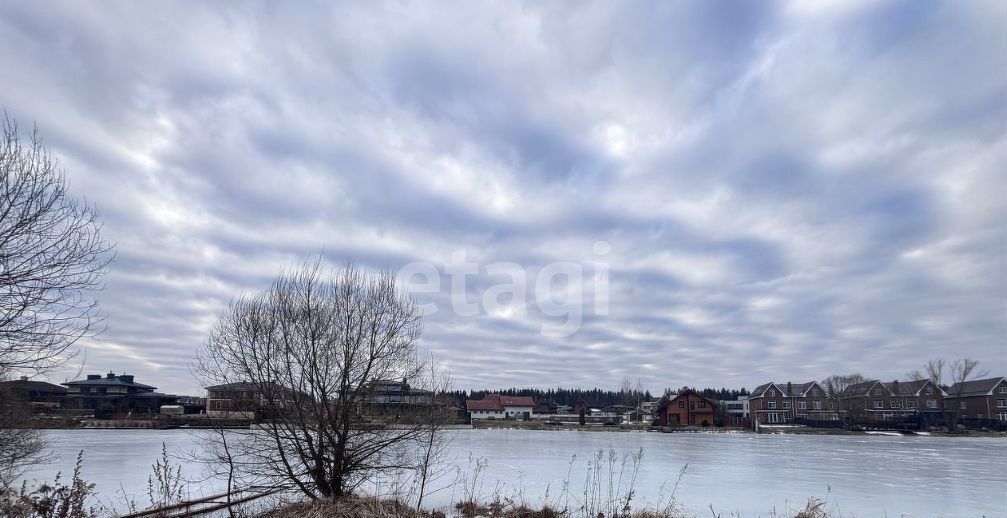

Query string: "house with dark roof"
[465, 394, 535, 420]
[0, 376, 67, 411]
[62, 372, 176, 417]
[838, 379, 946, 422]
[654, 389, 716, 426]
[748, 381, 836, 426]
[946, 377, 1007, 422]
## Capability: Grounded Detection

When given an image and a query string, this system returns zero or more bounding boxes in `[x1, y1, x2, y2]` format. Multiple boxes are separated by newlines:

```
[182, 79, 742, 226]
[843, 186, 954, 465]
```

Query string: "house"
[748, 381, 837, 426]
[534, 400, 558, 414]
[838, 379, 945, 422]
[466, 394, 535, 420]
[655, 389, 716, 426]
[0, 376, 67, 411]
[626, 399, 658, 423]
[205, 381, 288, 418]
[945, 377, 1007, 422]
[62, 372, 177, 416]
[361, 379, 433, 411]
[572, 398, 601, 416]
[719, 396, 749, 427]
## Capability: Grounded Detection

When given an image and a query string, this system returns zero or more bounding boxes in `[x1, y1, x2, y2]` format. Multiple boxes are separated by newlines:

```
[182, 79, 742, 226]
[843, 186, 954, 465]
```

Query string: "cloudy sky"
[1, 1, 1003, 396]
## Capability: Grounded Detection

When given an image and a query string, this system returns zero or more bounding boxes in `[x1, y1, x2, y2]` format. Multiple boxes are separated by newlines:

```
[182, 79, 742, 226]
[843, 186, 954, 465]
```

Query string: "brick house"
[748, 381, 836, 425]
[655, 389, 716, 426]
[838, 379, 945, 422]
[946, 377, 1007, 422]
[206, 381, 299, 418]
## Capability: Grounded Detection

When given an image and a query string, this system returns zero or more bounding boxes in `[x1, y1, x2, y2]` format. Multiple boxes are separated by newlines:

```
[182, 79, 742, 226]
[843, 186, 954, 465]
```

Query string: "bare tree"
[411, 359, 455, 511]
[945, 358, 987, 430]
[821, 373, 866, 421]
[0, 115, 112, 487]
[0, 115, 113, 375]
[196, 260, 450, 502]
[924, 359, 946, 389]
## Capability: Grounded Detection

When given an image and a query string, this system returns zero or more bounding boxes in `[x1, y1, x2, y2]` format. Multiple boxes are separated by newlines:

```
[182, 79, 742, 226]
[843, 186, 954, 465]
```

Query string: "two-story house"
[655, 389, 716, 426]
[63, 372, 177, 416]
[946, 377, 1007, 422]
[748, 381, 837, 425]
[839, 379, 945, 422]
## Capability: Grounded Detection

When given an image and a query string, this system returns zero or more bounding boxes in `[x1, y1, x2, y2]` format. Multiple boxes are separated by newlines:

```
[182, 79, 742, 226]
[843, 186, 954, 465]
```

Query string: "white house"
[466, 394, 535, 420]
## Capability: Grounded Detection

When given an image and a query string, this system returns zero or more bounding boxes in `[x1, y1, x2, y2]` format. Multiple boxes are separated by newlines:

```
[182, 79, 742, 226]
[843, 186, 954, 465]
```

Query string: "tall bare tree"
[0, 115, 112, 486]
[196, 260, 450, 501]
[0, 115, 112, 375]
[821, 373, 866, 421]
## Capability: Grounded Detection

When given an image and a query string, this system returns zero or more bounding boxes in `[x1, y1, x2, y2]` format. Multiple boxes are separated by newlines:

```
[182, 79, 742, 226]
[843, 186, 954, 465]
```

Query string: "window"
[997, 399, 1006, 408]
[926, 399, 937, 409]
[699, 401, 706, 408]
[873, 388, 881, 396]
[783, 400, 792, 409]
[873, 400, 883, 409]
[961, 401, 967, 410]
[977, 413, 984, 419]
[768, 389, 775, 396]
[678, 401, 685, 408]
[768, 401, 777, 409]
[767, 413, 779, 423]
[891, 401, 900, 408]
[812, 388, 819, 396]
[998, 412, 1007, 422]
[798, 401, 807, 410]
[907, 400, 916, 408]
[813, 400, 822, 410]
[1000, 386, 1006, 394]
[926, 387, 934, 395]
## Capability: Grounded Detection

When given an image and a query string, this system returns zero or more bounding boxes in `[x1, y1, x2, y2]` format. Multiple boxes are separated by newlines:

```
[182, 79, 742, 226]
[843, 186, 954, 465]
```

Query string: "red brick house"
[838, 379, 946, 422]
[946, 377, 1007, 422]
[748, 381, 836, 425]
[655, 389, 716, 426]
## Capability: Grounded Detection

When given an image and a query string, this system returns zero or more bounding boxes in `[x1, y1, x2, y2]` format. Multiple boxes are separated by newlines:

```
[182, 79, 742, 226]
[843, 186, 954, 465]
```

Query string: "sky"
[0, 1, 1003, 396]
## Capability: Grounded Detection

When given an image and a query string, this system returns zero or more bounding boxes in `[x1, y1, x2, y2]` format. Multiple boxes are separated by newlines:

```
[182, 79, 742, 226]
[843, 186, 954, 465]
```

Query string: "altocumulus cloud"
[0, 1, 1002, 395]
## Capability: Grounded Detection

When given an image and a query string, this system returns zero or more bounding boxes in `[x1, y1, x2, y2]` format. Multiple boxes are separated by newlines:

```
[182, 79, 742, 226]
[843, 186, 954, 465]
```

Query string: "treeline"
[450, 386, 750, 407]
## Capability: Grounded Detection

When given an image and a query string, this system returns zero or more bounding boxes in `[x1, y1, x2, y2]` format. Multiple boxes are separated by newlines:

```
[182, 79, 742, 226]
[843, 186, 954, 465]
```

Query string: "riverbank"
[261, 494, 835, 518]
[470, 419, 1007, 437]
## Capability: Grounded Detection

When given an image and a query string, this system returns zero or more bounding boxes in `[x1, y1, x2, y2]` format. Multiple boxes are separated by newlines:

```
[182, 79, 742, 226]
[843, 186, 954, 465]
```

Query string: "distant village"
[1, 371, 1005, 432]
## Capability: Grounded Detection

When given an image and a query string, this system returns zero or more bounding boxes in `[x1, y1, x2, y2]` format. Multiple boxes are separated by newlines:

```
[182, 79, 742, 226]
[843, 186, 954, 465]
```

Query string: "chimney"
[87, 374, 101, 380]
[119, 375, 134, 384]
[19, 375, 28, 381]
[106, 372, 116, 379]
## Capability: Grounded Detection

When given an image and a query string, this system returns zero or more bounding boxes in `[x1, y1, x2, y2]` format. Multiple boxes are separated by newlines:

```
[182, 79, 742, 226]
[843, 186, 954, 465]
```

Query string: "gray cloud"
[0, 0, 1002, 395]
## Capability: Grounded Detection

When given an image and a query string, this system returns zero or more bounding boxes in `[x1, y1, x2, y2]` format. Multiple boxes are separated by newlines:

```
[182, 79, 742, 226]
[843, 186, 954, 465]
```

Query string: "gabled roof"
[750, 382, 787, 398]
[655, 389, 717, 411]
[883, 379, 944, 397]
[839, 380, 885, 398]
[947, 377, 1007, 397]
[776, 381, 822, 397]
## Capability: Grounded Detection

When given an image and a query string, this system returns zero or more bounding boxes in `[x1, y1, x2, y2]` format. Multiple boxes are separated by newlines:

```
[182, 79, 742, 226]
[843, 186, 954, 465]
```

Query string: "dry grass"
[260, 496, 431, 518]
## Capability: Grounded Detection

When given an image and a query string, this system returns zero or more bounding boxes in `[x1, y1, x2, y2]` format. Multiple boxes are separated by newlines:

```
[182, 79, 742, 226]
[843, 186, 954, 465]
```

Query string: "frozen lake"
[20, 428, 1007, 516]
